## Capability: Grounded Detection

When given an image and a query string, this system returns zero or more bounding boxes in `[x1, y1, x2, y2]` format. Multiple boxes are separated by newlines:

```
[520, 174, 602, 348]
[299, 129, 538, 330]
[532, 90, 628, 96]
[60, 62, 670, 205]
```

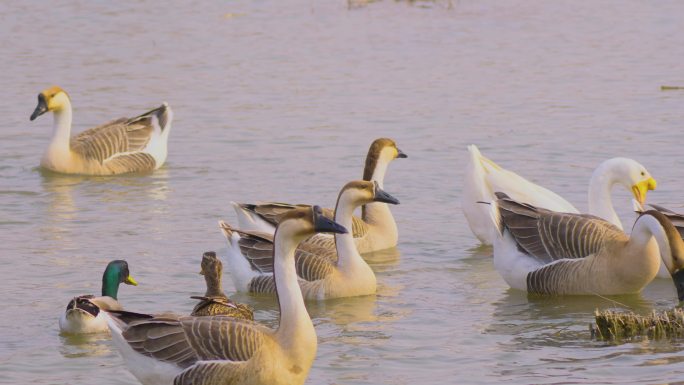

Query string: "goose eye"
[641, 171, 645, 176]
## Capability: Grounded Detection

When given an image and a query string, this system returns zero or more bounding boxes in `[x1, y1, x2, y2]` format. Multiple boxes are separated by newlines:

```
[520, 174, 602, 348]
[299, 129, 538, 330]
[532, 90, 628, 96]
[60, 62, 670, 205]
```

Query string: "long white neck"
[47, 101, 73, 157]
[629, 214, 671, 268]
[588, 162, 622, 230]
[362, 158, 397, 237]
[334, 192, 366, 271]
[273, 225, 315, 351]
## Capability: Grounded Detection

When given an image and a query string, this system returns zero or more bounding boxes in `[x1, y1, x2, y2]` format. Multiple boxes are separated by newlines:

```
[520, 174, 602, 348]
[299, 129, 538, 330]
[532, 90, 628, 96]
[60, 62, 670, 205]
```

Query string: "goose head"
[275, 206, 348, 245]
[637, 210, 684, 301]
[598, 158, 656, 208]
[363, 138, 407, 182]
[30, 86, 70, 121]
[338, 180, 400, 209]
[101, 260, 137, 300]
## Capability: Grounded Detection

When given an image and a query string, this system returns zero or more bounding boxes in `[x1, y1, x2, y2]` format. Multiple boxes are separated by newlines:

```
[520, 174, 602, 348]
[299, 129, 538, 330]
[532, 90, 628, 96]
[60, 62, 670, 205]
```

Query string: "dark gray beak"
[397, 148, 408, 158]
[672, 269, 684, 302]
[30, 94, 48, 121]
[312, 205, 348, 234]
[373, 181, 400, 205]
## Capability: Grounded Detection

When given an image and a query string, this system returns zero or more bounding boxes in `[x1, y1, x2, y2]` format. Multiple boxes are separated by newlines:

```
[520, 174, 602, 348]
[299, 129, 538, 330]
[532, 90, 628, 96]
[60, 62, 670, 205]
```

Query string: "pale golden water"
[2, 1, 684, 384]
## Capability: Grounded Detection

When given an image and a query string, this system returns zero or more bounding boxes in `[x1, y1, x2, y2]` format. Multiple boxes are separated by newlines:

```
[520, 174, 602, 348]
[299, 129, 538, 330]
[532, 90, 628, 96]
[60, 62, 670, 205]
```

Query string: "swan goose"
[220, 181, 399, 300]
[232, 137, 406, 253]
[106, 206, 347, 385]
[59, 260, 137, 334]
[190, 251, 254, 319]
[30, 86, 172, 175]
[490, 192, 684, 299]
[463, 145, 657, 245]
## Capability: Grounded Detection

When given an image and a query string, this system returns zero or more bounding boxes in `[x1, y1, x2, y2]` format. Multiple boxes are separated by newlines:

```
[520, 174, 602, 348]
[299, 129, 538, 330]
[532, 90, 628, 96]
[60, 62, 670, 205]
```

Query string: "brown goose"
[30, 86, 172, 175]
[106, 206, 348, 385]
[190, 251, 253, 320]
[491, 192, 684, 299]
[232, 137, 406, 253]
[220, 181, 399, 300]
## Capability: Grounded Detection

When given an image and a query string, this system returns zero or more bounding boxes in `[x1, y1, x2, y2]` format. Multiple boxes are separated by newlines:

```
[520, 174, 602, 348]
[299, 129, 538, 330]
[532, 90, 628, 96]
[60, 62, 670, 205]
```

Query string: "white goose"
[233, 137, 406, 253]
[490, 192, 684, 299]
[106, 206, 348, 385]
[30, 86, 172, 175]
[221, 181, 399, 300]
[463, 145, 657, 244]
[59, 260, 137, 334]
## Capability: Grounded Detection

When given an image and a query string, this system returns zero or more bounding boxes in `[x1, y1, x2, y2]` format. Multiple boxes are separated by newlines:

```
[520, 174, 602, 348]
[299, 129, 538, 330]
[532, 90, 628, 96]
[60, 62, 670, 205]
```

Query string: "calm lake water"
[2, 1, 684, 384]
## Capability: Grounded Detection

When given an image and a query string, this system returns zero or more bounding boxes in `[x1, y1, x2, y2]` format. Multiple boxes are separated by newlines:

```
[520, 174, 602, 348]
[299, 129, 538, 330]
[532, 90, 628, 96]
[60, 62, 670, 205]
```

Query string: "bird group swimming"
[33, 85, 684, 384]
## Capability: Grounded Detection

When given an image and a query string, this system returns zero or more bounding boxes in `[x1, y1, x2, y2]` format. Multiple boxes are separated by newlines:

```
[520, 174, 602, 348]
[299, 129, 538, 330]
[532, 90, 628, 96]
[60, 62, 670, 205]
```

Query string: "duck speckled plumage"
[191, 252, 253, 320]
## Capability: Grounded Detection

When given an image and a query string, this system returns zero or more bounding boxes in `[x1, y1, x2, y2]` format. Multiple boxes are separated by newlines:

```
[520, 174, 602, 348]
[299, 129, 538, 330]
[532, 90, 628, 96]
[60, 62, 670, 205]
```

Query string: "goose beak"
[631, 177, 657, 206]
[313, 206, 348, 234]
[672, 270, 684, 302]
[396, 148, 408, 159]
[374, 187, 400, 205]
[125, 276, 138, 286]
[30, 95, 48, 121]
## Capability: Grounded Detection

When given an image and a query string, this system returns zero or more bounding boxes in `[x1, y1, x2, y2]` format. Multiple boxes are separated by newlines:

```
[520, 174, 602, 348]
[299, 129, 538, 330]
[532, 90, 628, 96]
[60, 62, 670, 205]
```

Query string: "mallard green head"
[101, 260, 137, 300]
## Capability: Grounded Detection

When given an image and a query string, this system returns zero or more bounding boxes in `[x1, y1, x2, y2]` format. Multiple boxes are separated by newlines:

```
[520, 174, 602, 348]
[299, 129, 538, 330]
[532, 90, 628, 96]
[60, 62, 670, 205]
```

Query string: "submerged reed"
[592, 308, 684, 340]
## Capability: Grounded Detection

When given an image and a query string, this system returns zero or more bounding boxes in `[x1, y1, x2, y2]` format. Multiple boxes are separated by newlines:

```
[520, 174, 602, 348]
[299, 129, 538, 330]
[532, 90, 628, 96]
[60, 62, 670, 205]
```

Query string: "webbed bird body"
[191, 251, 253, 320]
[462, 145, 656, 244]
[221, 181, 399, 300]
[491, 193, 684, 298]
[107, 206, 348, 385]
[59, 260, 137, 334]
[232, 138, 406, 253]
[30, 86, 172, 175]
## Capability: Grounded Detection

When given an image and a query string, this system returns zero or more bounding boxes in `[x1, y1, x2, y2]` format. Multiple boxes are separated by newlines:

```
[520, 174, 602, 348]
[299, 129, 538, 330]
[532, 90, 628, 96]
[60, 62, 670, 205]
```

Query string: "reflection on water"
[59, 333, 113, 359]
[4, 0, 684, 384]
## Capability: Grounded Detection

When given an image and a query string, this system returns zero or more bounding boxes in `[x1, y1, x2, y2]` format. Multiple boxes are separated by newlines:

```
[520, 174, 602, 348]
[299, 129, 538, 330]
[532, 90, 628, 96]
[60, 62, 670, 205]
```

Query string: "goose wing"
[495, 192, 624, 264]
[70, 104, 167, 165]
[113, 311, 266, 369]
[238, 202, 368, 238]
[233, 229, 336, 281]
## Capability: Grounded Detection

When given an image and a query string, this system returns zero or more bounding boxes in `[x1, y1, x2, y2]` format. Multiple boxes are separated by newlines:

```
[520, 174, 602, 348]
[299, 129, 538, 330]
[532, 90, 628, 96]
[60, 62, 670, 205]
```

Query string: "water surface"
[2, 1, 684, 384]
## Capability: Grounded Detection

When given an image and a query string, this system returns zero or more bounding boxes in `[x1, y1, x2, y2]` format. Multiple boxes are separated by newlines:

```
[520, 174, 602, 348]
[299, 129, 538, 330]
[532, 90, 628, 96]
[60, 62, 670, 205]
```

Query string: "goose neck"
[588, 165, 621, 229]
[334, 193, 364, 270]
[273, 226, 315, 347]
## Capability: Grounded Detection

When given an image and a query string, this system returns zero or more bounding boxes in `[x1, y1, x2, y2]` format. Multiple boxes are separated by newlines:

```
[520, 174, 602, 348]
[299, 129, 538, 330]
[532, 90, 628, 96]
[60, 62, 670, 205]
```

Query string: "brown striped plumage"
[69, 105, 168, 174]
[495, 192, 621, 265]
[117, 312, 266, 369]
[237, 203, 368, 238]
[31, 86, 172, 175]
[494, 193, 684, 296]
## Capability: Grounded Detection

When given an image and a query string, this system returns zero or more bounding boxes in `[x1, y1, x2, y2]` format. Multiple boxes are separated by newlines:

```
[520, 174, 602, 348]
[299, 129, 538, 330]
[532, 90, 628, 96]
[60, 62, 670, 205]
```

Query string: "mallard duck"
[30, 86, 172, 175]
[490, 192, 684, 299]
[59, 260, 137, 334]
[232, 138, 406, 253]
[220, 180, 398, 300]
[463, 145, 656, 244]
[106, 206, 347, 385]
[190, 251, 253, 320]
